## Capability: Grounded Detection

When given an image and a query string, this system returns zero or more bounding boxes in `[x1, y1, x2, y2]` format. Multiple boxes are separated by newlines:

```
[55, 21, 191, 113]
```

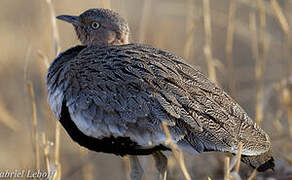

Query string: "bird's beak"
[56, 15, 80, 26]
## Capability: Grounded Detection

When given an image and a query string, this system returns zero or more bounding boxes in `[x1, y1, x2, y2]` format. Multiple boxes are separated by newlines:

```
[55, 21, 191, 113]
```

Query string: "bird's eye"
[91, 22, 100, 29]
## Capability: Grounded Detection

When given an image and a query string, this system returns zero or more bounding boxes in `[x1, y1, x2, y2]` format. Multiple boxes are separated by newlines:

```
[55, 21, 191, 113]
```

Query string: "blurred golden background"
[0, 0, 291, 179]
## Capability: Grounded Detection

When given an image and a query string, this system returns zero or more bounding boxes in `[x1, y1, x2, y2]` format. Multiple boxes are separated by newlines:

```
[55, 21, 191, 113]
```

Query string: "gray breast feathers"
[47, 45, 86, 119]
[47, 44, 271, 155]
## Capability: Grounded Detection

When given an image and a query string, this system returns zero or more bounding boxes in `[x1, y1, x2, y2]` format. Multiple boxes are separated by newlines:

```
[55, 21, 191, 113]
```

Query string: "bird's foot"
[129, 155, 143, 180]
[153, 151, 168, 180]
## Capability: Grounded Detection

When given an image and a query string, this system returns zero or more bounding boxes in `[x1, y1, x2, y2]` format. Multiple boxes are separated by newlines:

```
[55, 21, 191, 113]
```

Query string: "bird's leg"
[128, 155, 143, 180]
[153, 151, 168, 180]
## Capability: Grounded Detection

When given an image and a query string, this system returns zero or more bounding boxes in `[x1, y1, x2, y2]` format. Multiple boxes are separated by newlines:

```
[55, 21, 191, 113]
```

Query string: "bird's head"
[57, 8, 130, 46]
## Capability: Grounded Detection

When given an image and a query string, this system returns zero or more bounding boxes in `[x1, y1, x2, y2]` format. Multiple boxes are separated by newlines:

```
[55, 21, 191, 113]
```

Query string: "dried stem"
[257, 0, 268, 69]
[45, 0, 62, 179]
[224, 157, 230, 180]
[123, 156, 131, 180]
[101, 0, 111, 9]
[237, 0, 274, 16]
[270, 0, 289, 36]
[203, 0, 217, 83]
[183, 0, 196, 60]
[82, 159, 94, 180]
[287, 105, 292, 137]
[250, 12, 261, 125]
[162, 122, 191, 180]
[234, 142, 243, 173]
[27, 81, 40, 170]
[183, 24, 196, 60]
[281, 85, 292, 137]
[247, 169, 257, 180]
[273, 109, 284, 133]
[46, 0, 61, 55]
[79, 146, 94, 180]
[271, 0, 291, 79]
[0, 100, 20, 132]
[37, 50, 50, 68]
[225, 0, 237, 98]
[37, 50, 51, 100]
[254, 0, 268, 127]
[249, 11, 265, 126]
[42, 132, 51, 173]
[24, 46, 32, 89]
[139, 0, 152, 43]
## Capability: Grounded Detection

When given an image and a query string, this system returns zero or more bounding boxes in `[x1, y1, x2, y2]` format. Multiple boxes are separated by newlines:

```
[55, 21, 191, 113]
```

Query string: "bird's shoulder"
[47, 45, 87, 84]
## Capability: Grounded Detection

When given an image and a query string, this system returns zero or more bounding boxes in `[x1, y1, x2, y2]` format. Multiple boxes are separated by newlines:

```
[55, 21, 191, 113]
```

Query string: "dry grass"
[203, 0, 217, 83]
[224, 157, 230, 180]
[183, 0, 196, 60]
[0, 0, 291, 179]
[234, 143, 243, 173]
[270, 0, 290, 37]
[45, 0, 62, 179]
[27, 81, 40, 170]
[138, 0, 152, 43]
[0, 100, 20, 132]
[225, 0, 237, 98]
[162, 122, 191, 180]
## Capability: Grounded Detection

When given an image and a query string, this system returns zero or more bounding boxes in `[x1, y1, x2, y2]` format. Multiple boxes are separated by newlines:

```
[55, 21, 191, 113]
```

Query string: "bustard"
[47, 8, 274, 180]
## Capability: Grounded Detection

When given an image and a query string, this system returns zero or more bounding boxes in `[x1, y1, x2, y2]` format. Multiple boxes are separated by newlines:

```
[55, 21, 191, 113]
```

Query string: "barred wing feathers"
[47, 44, 271, 157]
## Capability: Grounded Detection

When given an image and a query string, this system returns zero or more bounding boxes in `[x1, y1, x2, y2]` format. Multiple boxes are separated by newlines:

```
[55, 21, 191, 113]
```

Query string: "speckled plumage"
[47, 8, 274, 173]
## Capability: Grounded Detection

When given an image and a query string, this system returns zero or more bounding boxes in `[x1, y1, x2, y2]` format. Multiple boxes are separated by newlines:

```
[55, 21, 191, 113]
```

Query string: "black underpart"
[60, 100, 169, 156]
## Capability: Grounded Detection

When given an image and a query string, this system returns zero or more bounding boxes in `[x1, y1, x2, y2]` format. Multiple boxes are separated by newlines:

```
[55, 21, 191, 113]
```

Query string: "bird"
[47, 8, 274, 180]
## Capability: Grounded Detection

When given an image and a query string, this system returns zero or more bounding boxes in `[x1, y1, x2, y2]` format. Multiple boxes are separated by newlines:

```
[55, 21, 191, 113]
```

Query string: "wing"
[56, 45, 186, 147]
[153, 46, 271, 156]
[47, 43, 271, 156]
[152, 46, 271, 155]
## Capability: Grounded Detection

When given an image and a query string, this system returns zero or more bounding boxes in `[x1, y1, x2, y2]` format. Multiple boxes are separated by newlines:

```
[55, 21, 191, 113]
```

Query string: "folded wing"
[47, 44, 271, 159]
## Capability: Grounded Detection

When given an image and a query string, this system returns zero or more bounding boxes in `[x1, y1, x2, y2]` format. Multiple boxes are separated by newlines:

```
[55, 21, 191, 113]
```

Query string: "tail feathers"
[257, 157, 275, 172]
[241, 149, 274, 172]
